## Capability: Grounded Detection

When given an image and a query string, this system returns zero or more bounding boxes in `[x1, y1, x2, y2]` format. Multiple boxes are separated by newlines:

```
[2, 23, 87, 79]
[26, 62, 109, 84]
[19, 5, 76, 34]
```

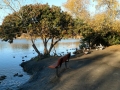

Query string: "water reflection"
[11, 44, 30, 50]
[53, 39, 80, 55]
[0, 42, 8, 50]
[56, 41, 79, 49]
[10, 39, 80, 55]
[0, 44, 5, 50]
[0, 39, 80, 90]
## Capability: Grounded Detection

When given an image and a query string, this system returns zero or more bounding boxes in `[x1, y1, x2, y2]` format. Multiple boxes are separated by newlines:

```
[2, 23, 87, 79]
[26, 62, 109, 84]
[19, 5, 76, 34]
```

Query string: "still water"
[0, 38, 80, 90]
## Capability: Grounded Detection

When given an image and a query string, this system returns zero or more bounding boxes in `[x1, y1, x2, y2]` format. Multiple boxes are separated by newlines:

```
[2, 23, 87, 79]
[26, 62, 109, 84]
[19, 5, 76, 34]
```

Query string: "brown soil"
[19, 45, 120, 90]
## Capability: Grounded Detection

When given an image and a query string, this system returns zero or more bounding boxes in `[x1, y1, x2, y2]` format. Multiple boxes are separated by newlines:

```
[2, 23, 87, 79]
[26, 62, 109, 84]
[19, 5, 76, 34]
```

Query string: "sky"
[2, 0, 120, 25]
[40, 0, 67, 7]
[0, 0, 97, 25]
[0, 0, 67, 25]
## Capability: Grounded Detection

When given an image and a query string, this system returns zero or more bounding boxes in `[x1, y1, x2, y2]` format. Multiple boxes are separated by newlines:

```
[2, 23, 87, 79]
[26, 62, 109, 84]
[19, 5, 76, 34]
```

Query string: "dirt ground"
[19, 45, 120, 90]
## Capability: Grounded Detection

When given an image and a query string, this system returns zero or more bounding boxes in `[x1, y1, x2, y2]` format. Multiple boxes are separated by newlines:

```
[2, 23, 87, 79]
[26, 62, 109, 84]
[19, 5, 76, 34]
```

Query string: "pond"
[0, 38, 80, 90]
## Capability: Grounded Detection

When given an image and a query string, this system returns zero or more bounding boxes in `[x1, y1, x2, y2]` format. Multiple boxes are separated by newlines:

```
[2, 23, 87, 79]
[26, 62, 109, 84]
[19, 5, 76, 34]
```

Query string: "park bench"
[49, 53, 71, 77]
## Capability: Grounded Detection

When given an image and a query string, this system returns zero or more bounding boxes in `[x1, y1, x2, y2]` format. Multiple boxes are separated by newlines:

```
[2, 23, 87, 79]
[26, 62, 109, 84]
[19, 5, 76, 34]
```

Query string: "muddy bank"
[18, 56, 62, 90]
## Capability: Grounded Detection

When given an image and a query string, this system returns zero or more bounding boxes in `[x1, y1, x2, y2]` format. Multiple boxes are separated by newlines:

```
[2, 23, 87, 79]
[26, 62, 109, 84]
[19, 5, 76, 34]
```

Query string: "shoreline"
[19, 45, 120, 90]
[18, 56, 62, 90]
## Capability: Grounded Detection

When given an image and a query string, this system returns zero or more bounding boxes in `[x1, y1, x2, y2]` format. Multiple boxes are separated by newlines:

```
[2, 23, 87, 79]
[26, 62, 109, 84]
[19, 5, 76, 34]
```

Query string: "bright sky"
[0, 0, 67, 25]
[1, 0, 120, 25]
[0, 0, 97, 25]
[40, 0, 67, 7]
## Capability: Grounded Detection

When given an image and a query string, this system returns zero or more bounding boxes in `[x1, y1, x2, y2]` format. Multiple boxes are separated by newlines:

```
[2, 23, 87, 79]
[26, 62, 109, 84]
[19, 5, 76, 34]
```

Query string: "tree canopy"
[0, 3, 74, 57]
[0, 0, 120, 57]
[63, 0, 90, 20]
[63, 0, 120, 46]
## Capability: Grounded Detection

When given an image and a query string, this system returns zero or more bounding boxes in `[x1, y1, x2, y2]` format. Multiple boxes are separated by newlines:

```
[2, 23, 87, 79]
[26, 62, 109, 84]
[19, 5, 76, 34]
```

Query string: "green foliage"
[63, 0, 120, 47]
[0, 12, 23, 43]
[82, 30, 120, 47]
[104, 32, 120, 45]
[0, 3, 74, 55]
[73, 17, 120, 47]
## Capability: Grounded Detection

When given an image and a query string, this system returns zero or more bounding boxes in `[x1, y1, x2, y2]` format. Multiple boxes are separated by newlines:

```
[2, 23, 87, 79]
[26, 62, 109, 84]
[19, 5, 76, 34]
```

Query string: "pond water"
[0, 38, 80, 90]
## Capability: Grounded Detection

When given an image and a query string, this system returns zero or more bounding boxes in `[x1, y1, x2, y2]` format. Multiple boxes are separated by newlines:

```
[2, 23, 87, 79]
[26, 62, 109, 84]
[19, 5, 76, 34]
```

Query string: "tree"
[62, 0, 120, 46]
[94, 0, 120, 21]
[86, 0, 120, 46]
[63, 0, 90, 21]
[0, 3, 74, 57]
[74, 18, 94, 46]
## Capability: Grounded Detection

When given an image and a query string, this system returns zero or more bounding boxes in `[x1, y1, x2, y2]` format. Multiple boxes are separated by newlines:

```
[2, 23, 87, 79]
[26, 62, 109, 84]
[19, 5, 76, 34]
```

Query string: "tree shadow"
[49, 51, 120, 90]
[19, 50, 120, 90]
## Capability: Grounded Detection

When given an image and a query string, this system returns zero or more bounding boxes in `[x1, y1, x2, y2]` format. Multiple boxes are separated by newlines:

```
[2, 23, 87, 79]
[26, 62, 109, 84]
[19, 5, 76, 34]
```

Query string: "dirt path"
[19, 45, 120, 90]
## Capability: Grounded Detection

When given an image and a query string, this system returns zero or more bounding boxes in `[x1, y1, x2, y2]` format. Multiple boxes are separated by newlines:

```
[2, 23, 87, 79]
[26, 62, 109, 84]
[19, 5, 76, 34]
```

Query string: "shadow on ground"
[19, 49, 120, 90]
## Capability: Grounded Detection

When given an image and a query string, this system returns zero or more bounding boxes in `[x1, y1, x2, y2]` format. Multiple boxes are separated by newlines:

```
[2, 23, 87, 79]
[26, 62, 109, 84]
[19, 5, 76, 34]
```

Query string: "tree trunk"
[48, 38, 62, 54]
[30, 35, 41, 57]
[42, 38, 49, 55]
[88, 38, 91, 47]
[49, 44, 54, 54]
[44, 44, 49, 55]
[42, 37, 62, 56]
[32, 43, 41, 56]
